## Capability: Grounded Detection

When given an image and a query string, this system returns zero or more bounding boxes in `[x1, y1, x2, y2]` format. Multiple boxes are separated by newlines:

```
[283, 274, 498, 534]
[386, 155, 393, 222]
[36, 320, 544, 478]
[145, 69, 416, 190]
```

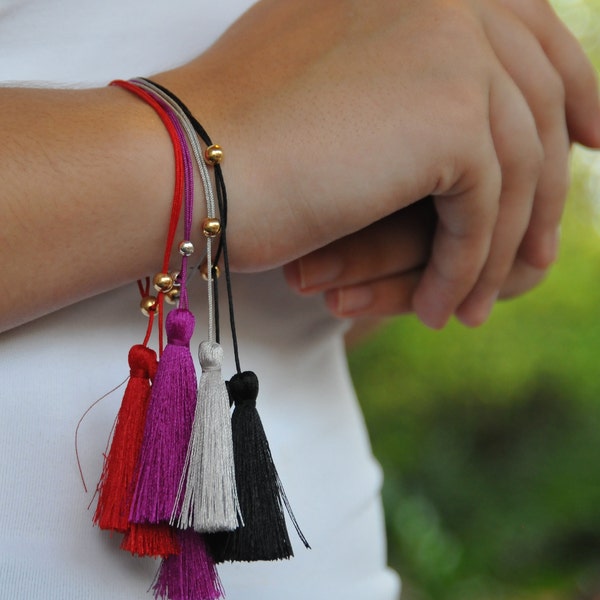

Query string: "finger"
[411, 134, 502, 329]
[499, 0, 600, 147]
[325, 251, 547, 319]
[324, 270, 420, 318]
[456, 72, 543, 326]
[319, 217, 550, 322]
[480, 2, 570, 269]
[283, 200, 435, 294]
[498, 256, 548, 299]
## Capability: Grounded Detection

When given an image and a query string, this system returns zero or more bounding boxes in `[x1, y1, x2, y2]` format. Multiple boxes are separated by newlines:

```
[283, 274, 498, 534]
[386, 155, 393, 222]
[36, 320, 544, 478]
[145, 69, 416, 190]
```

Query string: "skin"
[1, 0, 599, 333]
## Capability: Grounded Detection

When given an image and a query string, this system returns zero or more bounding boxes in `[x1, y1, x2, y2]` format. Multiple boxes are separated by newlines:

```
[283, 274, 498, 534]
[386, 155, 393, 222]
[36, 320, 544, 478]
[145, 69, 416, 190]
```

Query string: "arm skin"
[0, 86, 178, 331]
[1, 0, 599, 333]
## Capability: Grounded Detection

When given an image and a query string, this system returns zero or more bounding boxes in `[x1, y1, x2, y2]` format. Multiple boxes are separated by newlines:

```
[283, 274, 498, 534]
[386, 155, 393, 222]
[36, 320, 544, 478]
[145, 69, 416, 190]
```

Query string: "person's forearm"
[0, 85, 178, 331]
[3, 0, 600, 333]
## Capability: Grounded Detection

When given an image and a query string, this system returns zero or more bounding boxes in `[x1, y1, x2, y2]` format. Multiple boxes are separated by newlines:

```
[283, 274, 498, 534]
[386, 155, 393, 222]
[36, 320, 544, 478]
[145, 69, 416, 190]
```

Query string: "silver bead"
[178, 240, 195, 256]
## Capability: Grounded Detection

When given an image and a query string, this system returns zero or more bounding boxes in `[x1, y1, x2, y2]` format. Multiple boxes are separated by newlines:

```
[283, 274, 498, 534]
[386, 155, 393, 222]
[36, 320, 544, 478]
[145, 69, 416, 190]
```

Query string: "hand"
[284, 201, 434, 318]
[283, 197, 547, 318]
[156, 0, 600, 329]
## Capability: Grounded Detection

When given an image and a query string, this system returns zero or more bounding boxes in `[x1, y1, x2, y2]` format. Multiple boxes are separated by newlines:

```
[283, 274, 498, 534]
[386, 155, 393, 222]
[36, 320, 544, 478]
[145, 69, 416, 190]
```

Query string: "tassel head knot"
[128, 344, 158, 380]
[199, 341, 224, 371]
[166, 309, 195, 347]
[228, 371, 259, 409]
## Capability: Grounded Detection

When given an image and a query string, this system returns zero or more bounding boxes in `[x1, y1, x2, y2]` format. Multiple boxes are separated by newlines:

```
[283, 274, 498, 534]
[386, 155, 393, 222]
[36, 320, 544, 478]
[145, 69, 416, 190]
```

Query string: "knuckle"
[543, 68, 566, 108]
[528, 68, 567, 137]
[484, 150, 504, 197]
[555, 39, 600, 107]
[431, 248, 480, 290]
[512, 132, 544, 181]
[526, 137, 545, 177]
[543, 159, 571, 207]
[465, 141, 503, 205]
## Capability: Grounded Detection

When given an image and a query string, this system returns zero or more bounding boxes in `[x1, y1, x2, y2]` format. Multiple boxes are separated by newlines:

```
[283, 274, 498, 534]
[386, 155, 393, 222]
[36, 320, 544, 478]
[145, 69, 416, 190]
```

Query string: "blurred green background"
[348, 2, 600, 598]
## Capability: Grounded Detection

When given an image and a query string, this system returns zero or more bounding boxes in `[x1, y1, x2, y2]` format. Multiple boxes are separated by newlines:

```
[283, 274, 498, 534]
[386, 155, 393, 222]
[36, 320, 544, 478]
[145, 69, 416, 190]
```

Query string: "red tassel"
[94, 344, 158, 532]
[121, 522, 180, 558]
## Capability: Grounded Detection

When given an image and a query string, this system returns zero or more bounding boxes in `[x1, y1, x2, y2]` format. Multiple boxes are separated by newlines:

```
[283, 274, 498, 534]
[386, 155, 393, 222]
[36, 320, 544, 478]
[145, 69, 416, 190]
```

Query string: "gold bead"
[200, 263, 220, 281]
[169, 270, 181, 287]
[164, 286, 181, 305]
[140, 295, 158, 317]
[204, 144, 223, 165]
[178, 240, 195, 256]
[201, 217, 222, 238]
[153, 272, 174, 293]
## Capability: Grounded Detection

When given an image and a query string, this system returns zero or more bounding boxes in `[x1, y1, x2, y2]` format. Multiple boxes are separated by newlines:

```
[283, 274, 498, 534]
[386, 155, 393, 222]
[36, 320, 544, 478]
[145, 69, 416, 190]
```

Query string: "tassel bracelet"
[90, 78, 309, 600]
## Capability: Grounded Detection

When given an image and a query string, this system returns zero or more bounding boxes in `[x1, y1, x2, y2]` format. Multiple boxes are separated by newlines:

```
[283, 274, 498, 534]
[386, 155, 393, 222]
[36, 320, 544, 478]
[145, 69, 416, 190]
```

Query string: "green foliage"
[348, 4, 600, 596]
[350, 196, 600, 599]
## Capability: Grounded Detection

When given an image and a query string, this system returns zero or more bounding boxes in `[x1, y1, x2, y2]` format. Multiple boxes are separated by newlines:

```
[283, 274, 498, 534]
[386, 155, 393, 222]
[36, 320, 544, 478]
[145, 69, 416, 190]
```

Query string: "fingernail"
[418, 310, 449, 330]
[540, 228, 560, 267]
[457, 291, 498, 328]
[413, 287, 451, 330]
[298, 252, 343, 291]
[327, 286, 374, 316]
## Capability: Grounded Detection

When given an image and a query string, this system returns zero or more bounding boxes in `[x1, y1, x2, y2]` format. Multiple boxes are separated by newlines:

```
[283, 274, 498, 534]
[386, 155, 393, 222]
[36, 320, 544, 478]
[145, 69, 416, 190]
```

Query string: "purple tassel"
[129, 308, 197, 524]
[153, 529, 224, 600]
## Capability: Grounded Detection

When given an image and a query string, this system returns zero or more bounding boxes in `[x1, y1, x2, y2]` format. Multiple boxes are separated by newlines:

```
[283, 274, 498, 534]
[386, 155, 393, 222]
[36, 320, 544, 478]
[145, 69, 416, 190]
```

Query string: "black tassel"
[208, 370, 309, 562]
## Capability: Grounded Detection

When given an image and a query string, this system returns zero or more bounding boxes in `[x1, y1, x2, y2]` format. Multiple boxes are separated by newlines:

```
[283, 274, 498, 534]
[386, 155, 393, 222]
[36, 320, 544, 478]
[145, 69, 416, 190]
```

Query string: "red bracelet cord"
[111, 79, 185, 354]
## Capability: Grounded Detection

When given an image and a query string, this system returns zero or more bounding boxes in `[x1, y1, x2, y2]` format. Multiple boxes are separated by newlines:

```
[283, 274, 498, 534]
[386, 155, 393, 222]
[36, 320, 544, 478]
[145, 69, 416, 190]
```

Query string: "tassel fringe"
[176, 341, 240, 533]
[130, 309, 198, 524]
[153, 530, 224, 600]
[209, 370, 309, 562]
[94, 344, 158, 533]
[121, 522, 180, 558]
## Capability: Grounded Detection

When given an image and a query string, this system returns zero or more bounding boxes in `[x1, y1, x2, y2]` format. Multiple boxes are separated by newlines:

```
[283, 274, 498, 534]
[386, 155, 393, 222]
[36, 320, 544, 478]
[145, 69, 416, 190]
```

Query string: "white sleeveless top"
[0, 1, 401, 598]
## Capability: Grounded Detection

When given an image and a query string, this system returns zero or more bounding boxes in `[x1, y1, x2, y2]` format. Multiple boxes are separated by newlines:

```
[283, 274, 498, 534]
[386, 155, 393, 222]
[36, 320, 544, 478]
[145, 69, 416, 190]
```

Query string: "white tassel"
[175, 341, 241, 532]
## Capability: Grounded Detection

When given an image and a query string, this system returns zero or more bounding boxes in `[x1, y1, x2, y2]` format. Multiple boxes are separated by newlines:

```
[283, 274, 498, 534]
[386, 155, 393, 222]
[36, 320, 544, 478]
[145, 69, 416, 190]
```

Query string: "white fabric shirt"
[0, 1, 401, 598]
